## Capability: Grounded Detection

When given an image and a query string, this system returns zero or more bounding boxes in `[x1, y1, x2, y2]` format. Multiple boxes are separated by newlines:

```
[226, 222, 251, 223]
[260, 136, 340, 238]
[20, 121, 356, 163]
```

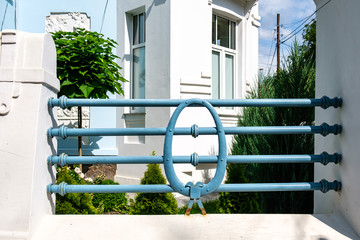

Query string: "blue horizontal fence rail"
[47, 123, 342, 139]
[48, 180, 341, 195]
[48, 152, 341, 167]
[47, 96, 342, 215]
[50, 95, 342, 109]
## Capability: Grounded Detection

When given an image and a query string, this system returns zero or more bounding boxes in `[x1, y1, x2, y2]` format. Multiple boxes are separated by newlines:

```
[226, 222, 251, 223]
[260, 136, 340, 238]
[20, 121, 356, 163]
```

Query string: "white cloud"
[259, 28, 276, 40]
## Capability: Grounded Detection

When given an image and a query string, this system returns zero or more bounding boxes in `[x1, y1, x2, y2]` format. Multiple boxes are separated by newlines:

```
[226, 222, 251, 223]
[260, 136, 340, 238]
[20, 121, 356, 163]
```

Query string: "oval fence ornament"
[163, 99, 227, 215]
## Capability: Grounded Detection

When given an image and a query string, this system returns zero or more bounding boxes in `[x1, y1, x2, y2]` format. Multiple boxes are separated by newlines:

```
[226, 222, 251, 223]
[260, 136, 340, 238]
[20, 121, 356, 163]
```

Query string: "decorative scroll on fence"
[47, 96, 342, 215]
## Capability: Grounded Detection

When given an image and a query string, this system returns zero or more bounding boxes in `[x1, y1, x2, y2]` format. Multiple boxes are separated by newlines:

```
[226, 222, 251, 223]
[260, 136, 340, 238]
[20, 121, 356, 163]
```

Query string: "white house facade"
[115, 0, 260, 186]
[0, 0, 260, 188]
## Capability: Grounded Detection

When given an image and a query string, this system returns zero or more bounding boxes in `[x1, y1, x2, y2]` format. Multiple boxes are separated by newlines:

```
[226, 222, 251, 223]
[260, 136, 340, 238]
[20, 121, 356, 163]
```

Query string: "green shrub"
[221, 41, 315, 214]
[218, 158, 261, 213]
[92, 177, 129, 214]
[130, 162, 179, 215]
[55, 166, 101, 214]
[251, 42, 315, 213]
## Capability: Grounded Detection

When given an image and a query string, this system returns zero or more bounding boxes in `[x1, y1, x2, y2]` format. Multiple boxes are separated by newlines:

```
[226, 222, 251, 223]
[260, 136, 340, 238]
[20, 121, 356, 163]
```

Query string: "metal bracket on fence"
[190, 153, 199, 167]
[320, 152, 342, 165]
[320, 96, 342, 109]
[320, 179, 342, 193]
[185, 182, 207, 216]
[320, 122, 342, 136]
[191, 124, 199, 138]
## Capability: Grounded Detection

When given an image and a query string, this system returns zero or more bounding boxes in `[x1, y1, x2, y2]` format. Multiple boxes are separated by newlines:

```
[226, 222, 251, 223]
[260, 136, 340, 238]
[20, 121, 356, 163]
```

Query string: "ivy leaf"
[79, 70, 88, 76]
[79, 85, 94, 98]
[61, 79, 76, 86]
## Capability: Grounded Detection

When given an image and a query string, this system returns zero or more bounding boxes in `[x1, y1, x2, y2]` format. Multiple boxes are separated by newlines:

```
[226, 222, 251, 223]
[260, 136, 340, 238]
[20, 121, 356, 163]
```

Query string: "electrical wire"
[280, 0, 333, 44]
[281, 18, 314, 44]
[265, 29, 276, 70]
[281, 42, 292, 48]
[263, 0, 333, 73]
[281, 7, 317, 27]
[268, 46, 277, 74]
[281, 14, 314, 43]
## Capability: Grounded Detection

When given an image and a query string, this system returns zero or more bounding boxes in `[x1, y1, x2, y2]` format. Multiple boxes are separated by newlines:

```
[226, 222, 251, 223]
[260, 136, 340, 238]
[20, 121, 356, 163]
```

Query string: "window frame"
[212, 14, 237, 106]
[212, 14, 236, 50]
[131, 12, 146, 112]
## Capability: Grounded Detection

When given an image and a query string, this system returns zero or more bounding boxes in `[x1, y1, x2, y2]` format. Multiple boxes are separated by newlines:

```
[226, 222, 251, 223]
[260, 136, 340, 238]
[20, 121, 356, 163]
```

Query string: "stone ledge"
[31, 214, 359, 240]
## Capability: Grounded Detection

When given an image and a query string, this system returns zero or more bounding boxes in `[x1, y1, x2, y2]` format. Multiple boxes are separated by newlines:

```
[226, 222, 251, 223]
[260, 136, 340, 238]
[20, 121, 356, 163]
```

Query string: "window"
[212, 15, 235, 49]
[132, 13, 145, 111]
[212, 14, 236, 103]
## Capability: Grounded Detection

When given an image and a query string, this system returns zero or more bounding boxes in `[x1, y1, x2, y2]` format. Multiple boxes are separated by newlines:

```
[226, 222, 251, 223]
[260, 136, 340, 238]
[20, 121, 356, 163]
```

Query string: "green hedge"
[92, 178, 129, 214]
[130, 163, 179, 215]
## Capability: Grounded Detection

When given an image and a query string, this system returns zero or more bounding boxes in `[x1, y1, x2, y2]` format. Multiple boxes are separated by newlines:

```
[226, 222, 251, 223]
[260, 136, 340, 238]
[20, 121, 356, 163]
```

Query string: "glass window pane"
[133, 15, 139, 45]
[212, 14, 216, 44]
[133, 47, 146, 110]
[230, 21, 236, 50]
[217, 16, 229, 48]
[212, 51, 220, 99]
[225, 54, 234, 100]
[139, 13, 145, 43]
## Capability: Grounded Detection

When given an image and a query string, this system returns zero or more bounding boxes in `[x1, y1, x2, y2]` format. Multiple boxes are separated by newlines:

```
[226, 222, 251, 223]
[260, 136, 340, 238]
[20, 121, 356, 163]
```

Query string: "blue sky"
[258, 0, 316, 73]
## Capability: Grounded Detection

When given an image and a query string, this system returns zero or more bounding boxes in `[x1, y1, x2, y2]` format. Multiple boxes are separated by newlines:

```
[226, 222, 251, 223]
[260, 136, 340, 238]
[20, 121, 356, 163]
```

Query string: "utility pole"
[276, 13, 281, 72]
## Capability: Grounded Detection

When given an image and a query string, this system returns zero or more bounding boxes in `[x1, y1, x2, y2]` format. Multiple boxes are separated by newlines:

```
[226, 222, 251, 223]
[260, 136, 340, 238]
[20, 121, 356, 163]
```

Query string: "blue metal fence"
[47, 96, 342, 215]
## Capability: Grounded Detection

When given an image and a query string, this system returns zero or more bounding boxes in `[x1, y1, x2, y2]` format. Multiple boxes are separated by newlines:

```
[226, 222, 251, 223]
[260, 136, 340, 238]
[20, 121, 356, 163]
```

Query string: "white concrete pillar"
[0, 30, 59, 239]
[314, 0, 360, 236]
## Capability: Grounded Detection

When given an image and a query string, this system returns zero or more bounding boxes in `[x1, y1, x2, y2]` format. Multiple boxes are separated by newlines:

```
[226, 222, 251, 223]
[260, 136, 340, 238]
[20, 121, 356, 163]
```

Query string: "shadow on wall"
[0, 0, 15, 31]
[313, 215, 360, 240]
[57, 136, 102, 156]
[146, 0, 167, 19]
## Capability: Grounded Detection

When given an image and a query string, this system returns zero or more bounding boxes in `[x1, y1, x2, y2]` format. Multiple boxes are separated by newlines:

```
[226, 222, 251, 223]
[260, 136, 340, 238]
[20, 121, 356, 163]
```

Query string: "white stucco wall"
[116, 0, 171, 183]
[170, 0, 260, 184]
[170, 0, 216, 184]
[314, 0, 360, 235]
[0, 30, 58, 240]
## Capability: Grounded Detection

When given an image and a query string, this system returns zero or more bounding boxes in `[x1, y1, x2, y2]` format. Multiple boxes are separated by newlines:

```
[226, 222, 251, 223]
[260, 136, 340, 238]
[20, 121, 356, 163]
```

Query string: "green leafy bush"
[52, 28, 126, 99]
[130, 162, 179, 215]
[52, 29, 126, 156]
[55, 166, 101, 214]
[92, 177, 129, 214]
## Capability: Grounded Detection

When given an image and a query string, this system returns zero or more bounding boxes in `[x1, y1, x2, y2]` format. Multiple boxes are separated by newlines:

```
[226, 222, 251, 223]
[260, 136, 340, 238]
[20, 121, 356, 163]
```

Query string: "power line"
[281, 42, 292, 48]
[281, 18, 314, 44]
[281, 4, 321, 28]
[265, 29, 276, 71]
[281, 0, 333, 44]
[262, 0, 333, 74]
[281, 14, 314, 42]
[281, 15, 312, 27]
[268, 46, 277, 75]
